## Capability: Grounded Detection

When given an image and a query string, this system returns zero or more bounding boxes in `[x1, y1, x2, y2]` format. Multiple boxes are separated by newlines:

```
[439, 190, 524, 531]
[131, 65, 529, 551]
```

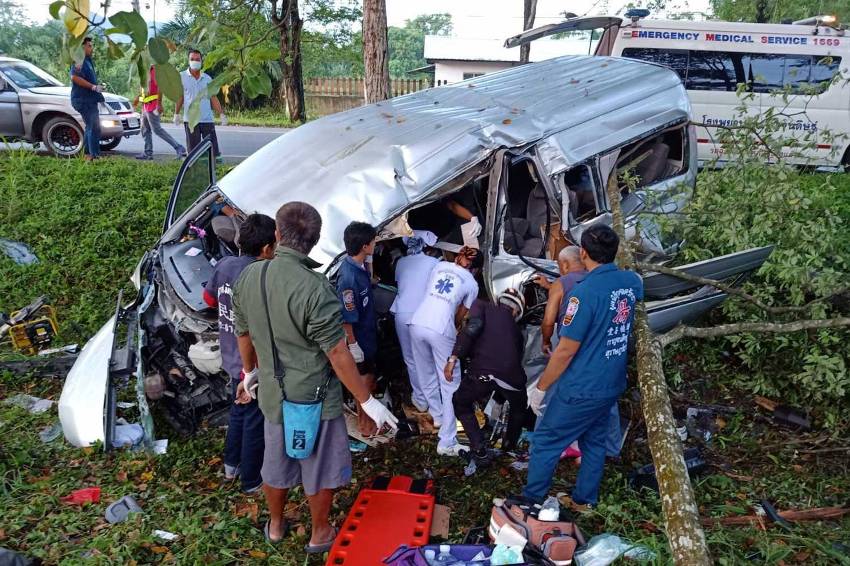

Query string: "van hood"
[27, 86, 128, 103]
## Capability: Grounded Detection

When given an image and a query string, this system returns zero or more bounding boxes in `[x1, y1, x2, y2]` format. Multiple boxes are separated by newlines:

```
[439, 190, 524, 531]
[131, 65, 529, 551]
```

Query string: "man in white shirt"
[409, 246, 482, 456]
[390, 230, 439, 413]
[173, 49, 227, 163]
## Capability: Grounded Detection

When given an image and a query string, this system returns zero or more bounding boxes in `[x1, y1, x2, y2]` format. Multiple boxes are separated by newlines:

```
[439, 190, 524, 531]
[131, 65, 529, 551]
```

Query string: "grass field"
[1, 152, 849, 564]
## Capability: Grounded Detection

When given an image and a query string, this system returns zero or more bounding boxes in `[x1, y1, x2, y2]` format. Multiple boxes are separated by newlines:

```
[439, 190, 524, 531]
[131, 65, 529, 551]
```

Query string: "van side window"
[622, 47, 842, 95]
[502, 159, 557, 259]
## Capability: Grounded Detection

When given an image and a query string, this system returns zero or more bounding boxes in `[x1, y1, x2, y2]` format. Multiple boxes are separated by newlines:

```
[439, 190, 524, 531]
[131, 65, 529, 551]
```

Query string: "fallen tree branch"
[702, 506, 850, 527]
[635, 261, 846, 316]
[659, 317, 850, 347]
[798, 446, 850, 455]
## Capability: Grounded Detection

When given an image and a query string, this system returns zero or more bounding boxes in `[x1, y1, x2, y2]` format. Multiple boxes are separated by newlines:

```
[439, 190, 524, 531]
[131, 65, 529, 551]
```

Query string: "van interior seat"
[635, 141, 671, 186]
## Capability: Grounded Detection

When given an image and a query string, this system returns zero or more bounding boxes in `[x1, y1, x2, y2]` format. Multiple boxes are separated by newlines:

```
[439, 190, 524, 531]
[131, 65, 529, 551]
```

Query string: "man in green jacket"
[233, 202, 397, 553]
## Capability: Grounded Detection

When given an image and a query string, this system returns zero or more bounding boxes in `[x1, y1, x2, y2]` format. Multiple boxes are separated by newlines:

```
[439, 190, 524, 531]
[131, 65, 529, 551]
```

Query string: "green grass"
[1, 154, 849, 564]
[156, 99, 308, 129]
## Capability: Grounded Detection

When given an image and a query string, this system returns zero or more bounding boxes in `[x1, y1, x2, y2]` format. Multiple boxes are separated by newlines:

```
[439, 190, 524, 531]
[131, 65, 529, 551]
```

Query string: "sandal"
[263, 519, 290, 545]
[304, 526, 338, 554]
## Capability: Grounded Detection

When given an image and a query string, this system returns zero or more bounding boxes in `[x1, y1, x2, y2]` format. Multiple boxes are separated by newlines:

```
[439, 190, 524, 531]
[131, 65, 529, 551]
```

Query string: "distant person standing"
[133, 65, 187, 160]
[69, 36, 104, 161]
[173, 49, 227, 163]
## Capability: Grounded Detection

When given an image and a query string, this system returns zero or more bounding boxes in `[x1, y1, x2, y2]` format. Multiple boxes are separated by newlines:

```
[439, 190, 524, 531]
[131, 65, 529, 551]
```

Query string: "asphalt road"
[114, 124, 290, 163]
[4, 124, 290, 164]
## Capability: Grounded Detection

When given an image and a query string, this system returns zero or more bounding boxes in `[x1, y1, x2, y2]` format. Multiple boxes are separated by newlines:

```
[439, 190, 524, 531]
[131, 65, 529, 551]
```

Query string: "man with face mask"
[174, 49, 227, 163]
[69, 37, 104, 160]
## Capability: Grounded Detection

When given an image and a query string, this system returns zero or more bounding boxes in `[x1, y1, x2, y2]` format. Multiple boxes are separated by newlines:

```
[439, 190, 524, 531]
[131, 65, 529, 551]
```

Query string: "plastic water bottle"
[435, 545, 454, 564]
[538, 495, 560, 521]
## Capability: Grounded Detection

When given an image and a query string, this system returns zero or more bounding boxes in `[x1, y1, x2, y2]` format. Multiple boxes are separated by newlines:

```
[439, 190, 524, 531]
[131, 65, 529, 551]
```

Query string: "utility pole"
[520, 0, 538, 64]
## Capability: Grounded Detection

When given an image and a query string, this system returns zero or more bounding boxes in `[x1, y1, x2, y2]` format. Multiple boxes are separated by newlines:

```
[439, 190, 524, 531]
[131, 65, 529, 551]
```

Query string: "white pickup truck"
[0, 56, 140, 156]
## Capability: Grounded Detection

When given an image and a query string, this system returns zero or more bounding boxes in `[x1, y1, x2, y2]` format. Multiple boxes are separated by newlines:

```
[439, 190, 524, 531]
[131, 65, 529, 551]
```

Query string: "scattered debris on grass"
[0, 238, 38, 265]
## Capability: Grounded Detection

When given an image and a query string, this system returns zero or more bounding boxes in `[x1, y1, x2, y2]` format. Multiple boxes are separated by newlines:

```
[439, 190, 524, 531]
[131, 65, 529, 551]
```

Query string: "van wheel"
[842, 147, 850, 173]
[42, 116, 84, 157]
[99, 137, 121, 151]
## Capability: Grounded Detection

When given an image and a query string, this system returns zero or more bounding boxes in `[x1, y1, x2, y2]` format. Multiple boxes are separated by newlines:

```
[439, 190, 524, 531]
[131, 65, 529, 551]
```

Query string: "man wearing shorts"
[233, 203, 396, 553]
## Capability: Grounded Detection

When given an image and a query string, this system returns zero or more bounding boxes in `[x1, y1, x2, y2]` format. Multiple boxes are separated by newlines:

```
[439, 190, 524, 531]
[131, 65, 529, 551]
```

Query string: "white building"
[422, 35, 597, 85]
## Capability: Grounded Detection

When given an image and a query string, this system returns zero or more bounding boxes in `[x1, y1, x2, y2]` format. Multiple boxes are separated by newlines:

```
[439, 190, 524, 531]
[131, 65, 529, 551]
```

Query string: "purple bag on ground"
[384, 545, 494, 565]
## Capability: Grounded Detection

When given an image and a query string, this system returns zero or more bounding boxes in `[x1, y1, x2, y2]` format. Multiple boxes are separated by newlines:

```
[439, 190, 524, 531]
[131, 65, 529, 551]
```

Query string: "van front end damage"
[59, 288, 154, 449]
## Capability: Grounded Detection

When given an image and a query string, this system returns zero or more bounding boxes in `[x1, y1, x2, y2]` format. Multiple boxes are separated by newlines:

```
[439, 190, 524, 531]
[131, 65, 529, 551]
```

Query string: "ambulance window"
[686, 51, 744, 91]
[621, 48, 689, 81]
[748, 54, 788, 92]
[810, 56, 842, 91]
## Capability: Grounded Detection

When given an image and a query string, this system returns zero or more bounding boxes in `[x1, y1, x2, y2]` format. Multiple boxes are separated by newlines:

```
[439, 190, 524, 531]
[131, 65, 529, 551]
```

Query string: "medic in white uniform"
[409, 246, 482, 456]
[390, 231, 440, 413]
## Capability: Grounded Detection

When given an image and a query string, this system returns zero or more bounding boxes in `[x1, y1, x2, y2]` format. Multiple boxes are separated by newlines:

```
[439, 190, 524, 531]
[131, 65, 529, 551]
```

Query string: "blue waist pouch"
[281, 397, 323, 460]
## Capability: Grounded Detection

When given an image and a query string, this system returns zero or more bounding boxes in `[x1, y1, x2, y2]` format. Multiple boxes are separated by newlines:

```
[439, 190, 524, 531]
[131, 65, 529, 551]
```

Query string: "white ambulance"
[506, 13, 850, 169]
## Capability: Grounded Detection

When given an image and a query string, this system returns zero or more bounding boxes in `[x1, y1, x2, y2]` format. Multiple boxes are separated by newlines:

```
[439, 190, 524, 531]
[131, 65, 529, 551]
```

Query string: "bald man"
[537, 246, 586, 357]
[535, 245, 622, 460]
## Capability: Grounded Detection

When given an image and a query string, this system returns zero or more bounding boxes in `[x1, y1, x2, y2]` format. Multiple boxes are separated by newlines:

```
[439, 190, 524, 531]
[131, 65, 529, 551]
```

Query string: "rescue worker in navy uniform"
[336, 222, 379, 434]
[523, 224, 643, 512]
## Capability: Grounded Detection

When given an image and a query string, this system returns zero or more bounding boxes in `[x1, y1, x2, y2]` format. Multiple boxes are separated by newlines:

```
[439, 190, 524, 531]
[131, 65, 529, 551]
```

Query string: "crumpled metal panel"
[218, 55, 686, 267]
[537, 87, 691, 175]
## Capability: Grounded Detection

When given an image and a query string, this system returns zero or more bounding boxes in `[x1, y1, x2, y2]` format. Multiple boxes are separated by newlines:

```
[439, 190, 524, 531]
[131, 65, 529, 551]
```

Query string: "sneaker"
[215, 155, 224, 164]
[224, 464, 240, 480]
[471, 447, 493, 468]
[243, 481, 263, 494]
[134, 153, 153, 160]
[411, 399, 428, 412]
[437, 443, 469, 457]
[175, 146, 187, 158]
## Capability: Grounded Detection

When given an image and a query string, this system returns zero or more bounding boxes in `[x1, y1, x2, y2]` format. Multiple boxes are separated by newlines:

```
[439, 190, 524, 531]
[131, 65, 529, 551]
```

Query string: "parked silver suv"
[0, 56, 140, 156]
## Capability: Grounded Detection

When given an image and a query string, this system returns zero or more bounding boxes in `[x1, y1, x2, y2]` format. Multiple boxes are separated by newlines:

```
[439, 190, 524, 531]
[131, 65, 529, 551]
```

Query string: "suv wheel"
[42, 116, 84, 157]
[99, 137, 121, 151]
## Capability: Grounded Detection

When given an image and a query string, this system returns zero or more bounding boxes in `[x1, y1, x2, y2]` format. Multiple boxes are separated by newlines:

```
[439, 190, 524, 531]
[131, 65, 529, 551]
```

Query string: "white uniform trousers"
[394, 312, 429, 409]
[409, 323, 461, 450]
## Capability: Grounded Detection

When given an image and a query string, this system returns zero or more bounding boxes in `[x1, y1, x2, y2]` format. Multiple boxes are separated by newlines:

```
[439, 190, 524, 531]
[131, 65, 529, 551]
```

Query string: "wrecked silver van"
[58, 55, 772, 448]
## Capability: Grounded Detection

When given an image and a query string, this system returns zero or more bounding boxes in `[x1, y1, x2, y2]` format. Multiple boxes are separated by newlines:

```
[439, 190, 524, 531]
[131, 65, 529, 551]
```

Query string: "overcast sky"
[24, 0, 713, 37]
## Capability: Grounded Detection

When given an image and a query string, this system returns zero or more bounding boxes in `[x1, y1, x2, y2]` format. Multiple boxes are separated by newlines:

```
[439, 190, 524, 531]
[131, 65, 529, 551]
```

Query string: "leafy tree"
[388, 13, 452, 78]
[710, 0, 850, 23]
[0, 0, 24, 27]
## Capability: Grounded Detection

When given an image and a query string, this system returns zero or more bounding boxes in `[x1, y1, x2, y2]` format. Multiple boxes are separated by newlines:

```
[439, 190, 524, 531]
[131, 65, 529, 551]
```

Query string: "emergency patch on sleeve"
[562, 296, 580, 326]
[342, 289, 356, 311]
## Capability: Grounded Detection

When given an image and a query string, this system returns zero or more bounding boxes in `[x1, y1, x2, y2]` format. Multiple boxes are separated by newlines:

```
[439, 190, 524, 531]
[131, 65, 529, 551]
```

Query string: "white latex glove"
[348, 341, 365, 363]
[360, 395, 399, 431]
[92, 84, 104, 93]
[173, 113, 181, 126]
[241, 367, 259, 399]
[220, 114, 228, 126]
[527, 384, 547, 417]
[468, 216, 482, 237]
[152, 107, 161, 117]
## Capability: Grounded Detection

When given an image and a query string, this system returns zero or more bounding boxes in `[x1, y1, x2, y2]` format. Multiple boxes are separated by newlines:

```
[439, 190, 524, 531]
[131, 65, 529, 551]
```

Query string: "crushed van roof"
[218, 54, 689, 266]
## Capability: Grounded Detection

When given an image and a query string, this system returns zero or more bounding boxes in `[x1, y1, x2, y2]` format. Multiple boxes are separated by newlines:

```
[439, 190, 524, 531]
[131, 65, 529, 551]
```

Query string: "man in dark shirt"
[69, 37, 105, 160]
[203, 213, 276, 493]
[446, 288, 528, 467]
[336, 222, 379, 435]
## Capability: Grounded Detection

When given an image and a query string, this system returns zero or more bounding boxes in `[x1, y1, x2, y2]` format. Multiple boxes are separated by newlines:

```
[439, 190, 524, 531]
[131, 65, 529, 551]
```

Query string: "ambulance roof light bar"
[792, 14, 838, 27]
[624, 8, 650, 23]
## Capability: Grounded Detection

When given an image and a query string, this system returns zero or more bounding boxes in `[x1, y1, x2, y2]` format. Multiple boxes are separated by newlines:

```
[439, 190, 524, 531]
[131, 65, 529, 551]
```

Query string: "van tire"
[841, 147, 850, 173]
[99, 137, 121, 151]
[41, 116, 84, 157]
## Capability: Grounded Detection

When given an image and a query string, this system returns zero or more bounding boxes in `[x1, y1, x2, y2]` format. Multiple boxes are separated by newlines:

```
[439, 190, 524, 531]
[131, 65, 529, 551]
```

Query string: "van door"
[163, 139, 216, 232]
[504, 16, 622, 49]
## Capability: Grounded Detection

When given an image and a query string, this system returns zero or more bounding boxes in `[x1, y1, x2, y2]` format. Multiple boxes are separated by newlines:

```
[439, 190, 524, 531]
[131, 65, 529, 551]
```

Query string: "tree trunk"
[363, 0, 390, 103]
[520, 0, 538, 64]
[755, 0, 769, 23]
[271, 0, 306, 123]
[606, 173, 712, 565]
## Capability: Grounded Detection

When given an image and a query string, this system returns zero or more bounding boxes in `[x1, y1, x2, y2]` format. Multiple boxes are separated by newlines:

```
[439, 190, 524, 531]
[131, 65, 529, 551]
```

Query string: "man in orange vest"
[133, 65, 187, 160]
